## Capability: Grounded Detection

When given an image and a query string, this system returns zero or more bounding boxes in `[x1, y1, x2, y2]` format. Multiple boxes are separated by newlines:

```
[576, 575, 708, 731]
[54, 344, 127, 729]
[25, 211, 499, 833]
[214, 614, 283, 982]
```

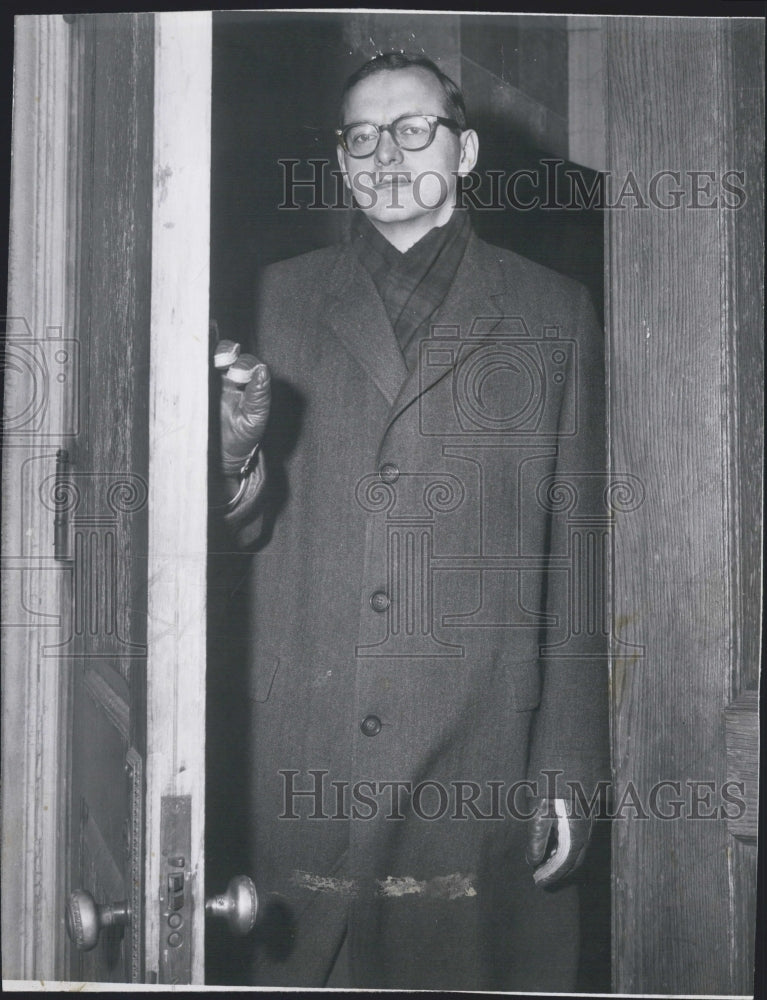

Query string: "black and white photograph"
[1, 7, 763, 994]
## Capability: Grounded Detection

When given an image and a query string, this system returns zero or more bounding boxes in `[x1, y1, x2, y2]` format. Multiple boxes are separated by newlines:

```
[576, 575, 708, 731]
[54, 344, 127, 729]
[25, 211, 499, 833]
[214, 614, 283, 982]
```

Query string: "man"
[213, 52, 608, 991]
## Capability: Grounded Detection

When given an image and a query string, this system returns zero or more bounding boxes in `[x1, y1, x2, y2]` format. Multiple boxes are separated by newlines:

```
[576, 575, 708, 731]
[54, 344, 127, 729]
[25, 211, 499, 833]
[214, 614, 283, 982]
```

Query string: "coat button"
[360, 715, 382, 737]
[379, 463, 399, 484]
[370, 591, 390, 612]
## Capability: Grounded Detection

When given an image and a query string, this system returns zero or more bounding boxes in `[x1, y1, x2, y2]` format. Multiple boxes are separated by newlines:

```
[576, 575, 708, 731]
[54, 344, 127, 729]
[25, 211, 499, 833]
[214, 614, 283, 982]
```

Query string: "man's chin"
[365, 205, 415, 221]
[361, 203, 447, 226]
[364, 189, 415, 214]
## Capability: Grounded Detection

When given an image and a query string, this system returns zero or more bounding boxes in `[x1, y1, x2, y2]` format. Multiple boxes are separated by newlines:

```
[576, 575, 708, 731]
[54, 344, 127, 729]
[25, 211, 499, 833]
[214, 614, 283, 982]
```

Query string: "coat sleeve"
[210, 259, 285, 551]
[218, 451, 268, 548]
[526, 283, 610, 801]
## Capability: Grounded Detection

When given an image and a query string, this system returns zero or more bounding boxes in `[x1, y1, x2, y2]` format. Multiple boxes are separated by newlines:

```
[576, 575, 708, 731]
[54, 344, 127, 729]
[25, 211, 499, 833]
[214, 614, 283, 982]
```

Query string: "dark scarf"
[350, 208, 472, 363]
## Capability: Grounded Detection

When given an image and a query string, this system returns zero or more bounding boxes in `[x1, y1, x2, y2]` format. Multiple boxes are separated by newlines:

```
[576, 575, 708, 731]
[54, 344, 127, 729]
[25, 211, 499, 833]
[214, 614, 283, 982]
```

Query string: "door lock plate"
[159, 795, 192, 984]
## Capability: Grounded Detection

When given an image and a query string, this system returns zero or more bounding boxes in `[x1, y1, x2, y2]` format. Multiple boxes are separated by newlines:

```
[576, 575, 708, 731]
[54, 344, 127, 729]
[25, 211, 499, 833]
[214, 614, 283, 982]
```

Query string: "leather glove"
[215, 340, 271, 479]
[526, 797, 593, 887]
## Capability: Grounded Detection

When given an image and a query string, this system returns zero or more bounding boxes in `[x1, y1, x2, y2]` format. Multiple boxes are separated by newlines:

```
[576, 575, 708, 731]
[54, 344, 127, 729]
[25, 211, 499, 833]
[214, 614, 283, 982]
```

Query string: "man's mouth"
[373, 171, 412, 189]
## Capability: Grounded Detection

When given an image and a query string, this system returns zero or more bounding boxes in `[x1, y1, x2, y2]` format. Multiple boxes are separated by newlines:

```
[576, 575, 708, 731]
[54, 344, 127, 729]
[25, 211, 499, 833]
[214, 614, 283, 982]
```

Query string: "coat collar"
[322, 229, 522, 424]
[323, 247, 408, 407]
[383, 232, 522, 433]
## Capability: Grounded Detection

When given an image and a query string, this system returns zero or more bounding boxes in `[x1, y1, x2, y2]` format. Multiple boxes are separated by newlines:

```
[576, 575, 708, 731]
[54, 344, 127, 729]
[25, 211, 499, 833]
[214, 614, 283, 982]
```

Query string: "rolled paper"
[214, 339, 241, 369]
[227, 354, 260, 385]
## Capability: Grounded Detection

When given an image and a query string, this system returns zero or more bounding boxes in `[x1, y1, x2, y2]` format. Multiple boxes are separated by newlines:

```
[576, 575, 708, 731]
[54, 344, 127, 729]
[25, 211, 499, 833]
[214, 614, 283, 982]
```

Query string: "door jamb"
[2, 12, 213, 985]
[1, 14, 75, 982]
[145, 11, 211, 984]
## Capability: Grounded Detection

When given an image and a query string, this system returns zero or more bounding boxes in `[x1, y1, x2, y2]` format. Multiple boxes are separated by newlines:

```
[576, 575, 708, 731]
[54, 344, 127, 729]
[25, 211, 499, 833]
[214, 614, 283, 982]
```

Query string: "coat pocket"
[248, 653, 280, 703]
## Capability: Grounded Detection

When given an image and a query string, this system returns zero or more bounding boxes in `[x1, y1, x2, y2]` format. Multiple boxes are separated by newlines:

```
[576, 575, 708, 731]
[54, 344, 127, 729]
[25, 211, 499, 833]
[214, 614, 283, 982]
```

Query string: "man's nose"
[374, 129, 403, 166]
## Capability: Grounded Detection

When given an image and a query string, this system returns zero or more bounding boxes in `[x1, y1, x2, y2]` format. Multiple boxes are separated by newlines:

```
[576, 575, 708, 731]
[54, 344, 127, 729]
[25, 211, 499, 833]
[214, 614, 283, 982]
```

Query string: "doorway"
[2, 11, 759, 991]
[204, 11, 609, 988]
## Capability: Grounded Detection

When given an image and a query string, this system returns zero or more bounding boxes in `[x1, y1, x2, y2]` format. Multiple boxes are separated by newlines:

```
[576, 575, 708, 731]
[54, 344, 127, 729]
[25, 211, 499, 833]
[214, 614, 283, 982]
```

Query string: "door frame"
[1, 13, 74, 981]
[604, 17, 763, 995]
[2, 11, 761, 992]
[145, 10, 211, 984]
[1, 11, 212, 984]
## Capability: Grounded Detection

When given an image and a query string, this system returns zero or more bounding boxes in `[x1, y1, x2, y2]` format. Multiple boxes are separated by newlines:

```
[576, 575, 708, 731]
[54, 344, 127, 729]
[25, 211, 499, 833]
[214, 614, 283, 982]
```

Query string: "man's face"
[336, 67, 478, 246]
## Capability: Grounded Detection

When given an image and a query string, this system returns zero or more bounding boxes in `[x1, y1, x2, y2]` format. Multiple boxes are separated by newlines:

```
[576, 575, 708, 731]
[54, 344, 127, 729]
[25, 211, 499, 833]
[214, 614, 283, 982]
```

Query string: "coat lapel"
[382, 233, 520, 438]
[323, 247, 408, 408]
[322, 233, 529, 434]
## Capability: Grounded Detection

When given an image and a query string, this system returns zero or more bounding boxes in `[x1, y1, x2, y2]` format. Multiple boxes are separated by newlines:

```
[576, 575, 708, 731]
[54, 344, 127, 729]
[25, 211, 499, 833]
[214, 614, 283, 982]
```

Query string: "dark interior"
[205, 11, 608, 987]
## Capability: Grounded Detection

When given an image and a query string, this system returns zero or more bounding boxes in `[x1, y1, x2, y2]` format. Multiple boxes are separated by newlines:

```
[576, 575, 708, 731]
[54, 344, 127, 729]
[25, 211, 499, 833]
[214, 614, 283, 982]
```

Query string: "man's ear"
[457, 129, 479, 175]
[336, 144, 350, 189]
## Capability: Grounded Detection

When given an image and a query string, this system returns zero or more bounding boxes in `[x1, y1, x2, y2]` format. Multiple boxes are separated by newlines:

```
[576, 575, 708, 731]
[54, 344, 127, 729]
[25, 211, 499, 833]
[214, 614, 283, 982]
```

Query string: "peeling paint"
[290, 869, 477, 900]
[378, 873, 476, 899]
[155, 163, 174, 205]
[377, 875, 425, 897]
[430, 873, 477, 899]
[291, 869, 358, 897]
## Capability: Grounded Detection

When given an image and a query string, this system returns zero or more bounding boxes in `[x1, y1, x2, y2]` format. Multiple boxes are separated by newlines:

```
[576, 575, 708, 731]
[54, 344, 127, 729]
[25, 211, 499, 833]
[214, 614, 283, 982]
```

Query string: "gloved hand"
[526, 797, 592, 887]
[214, 340, 271, 480]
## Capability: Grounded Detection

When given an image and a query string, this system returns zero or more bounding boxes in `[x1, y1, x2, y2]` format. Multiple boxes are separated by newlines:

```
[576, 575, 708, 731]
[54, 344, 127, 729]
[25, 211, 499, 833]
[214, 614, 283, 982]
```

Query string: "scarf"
[350, 208, 472, 364]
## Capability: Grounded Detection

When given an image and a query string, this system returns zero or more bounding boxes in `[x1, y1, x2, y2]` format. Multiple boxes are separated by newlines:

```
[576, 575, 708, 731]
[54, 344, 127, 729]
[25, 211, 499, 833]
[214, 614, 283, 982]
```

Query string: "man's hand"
[526, 797, 592, 888]
[214, 340, 271, 486]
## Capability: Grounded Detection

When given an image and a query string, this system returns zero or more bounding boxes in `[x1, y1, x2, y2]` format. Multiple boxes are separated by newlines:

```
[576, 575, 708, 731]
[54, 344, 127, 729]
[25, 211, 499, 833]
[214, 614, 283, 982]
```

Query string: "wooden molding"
[608, 17, 763, 995]
[144, 11, 211, 984]
[1, 15, 74, 981]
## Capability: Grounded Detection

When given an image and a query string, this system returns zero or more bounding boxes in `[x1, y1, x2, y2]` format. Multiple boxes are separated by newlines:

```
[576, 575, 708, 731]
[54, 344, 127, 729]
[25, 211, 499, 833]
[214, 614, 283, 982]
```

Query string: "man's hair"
[339, 51, 467, 130]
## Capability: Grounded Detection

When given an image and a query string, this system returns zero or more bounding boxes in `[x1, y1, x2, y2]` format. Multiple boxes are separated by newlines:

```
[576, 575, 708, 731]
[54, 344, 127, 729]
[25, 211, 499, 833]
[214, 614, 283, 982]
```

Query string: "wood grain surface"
[607, 16, 762, 995]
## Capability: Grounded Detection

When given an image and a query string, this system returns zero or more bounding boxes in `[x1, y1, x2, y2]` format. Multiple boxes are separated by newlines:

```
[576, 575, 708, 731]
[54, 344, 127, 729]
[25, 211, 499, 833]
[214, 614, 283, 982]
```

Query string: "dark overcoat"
[226, 230, 608, 991]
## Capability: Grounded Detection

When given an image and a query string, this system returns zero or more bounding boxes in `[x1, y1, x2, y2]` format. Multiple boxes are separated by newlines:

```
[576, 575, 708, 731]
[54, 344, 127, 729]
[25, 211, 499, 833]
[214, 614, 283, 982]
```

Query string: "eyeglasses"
[336, 114, 462, 158]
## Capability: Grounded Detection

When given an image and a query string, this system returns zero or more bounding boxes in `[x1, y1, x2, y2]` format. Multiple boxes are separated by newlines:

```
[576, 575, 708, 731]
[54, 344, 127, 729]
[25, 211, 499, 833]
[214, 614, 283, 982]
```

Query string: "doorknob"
[65, 889, 130, 951]
[205, 875, 258, 935]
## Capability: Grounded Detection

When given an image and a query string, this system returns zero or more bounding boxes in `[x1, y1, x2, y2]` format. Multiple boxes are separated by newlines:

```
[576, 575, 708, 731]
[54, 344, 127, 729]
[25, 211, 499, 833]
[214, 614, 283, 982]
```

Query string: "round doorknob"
[65, 890, 130, 951]
[205, 875, 258, 935]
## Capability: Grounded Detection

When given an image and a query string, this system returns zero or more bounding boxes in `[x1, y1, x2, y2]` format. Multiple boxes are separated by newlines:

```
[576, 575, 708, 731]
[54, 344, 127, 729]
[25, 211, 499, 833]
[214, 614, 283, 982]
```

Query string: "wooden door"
[607, 16, 763, 995]
[62, 13, 153, 983]
[1, 11, 211, 985]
